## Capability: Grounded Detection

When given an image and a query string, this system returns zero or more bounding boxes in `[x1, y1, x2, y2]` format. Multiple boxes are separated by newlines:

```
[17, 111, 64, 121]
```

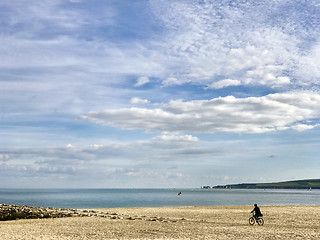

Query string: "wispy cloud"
[148, 0, 320, 90]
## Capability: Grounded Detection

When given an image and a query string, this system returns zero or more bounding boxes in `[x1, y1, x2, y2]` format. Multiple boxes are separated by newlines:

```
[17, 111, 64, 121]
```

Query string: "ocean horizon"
[1, 188, 319, 209]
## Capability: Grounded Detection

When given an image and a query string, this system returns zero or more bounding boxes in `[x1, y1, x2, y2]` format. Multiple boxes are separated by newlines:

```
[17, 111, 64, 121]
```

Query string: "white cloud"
[154, 134, 199, 142]
[80, 92, 320, 134]
[162, 77, 182, 86]
[130, 97, 150, 104]
[208, 79, 241, 89]
[135, 76, 150, 87]
[291, 124, 317, 132]
[294, 42, 320, 87]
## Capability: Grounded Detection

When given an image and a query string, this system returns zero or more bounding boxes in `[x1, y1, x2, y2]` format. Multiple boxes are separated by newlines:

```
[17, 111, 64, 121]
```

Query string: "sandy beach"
[0, 205, 319, 239]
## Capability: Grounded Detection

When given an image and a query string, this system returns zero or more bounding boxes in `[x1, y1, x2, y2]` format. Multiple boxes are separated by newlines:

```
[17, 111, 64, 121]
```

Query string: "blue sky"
[1, 0, 320, 188]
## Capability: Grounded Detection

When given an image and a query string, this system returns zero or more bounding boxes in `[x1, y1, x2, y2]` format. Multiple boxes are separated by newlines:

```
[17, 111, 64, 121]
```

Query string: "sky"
[1, 0, 320, 188]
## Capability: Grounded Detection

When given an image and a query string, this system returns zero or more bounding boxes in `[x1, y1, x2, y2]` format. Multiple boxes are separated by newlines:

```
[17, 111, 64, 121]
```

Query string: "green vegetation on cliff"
[213, 179, 320, 189]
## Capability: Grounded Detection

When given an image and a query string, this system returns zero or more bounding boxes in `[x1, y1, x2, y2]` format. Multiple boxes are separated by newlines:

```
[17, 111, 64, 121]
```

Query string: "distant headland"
[207, 179, 320, 189]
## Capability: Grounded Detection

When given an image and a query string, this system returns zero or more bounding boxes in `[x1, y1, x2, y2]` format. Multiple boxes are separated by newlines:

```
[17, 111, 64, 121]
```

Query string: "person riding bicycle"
[251, 204, 263, 219]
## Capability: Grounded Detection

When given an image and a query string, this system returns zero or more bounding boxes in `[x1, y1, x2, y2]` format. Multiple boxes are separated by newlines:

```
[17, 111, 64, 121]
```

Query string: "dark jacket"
[251, 206, 262, 217]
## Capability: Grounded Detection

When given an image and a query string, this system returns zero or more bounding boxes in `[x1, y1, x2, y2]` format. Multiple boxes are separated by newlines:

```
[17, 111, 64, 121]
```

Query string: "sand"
[0, 205, 319, 239]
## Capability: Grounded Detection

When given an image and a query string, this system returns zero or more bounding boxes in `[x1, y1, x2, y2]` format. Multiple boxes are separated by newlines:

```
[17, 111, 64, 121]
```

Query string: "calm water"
[0, 188, 319, 209]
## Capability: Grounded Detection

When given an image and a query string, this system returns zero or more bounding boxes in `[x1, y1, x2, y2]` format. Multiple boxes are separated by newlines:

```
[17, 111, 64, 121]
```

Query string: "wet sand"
[0, 205, 319, 239]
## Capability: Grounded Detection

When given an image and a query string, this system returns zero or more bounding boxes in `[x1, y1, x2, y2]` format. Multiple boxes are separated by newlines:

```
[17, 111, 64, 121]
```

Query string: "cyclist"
[251, 204, 263, 220]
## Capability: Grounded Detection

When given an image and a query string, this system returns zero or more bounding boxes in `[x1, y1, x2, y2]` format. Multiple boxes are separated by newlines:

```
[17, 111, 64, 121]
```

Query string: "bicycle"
[249, 213, 264, 225]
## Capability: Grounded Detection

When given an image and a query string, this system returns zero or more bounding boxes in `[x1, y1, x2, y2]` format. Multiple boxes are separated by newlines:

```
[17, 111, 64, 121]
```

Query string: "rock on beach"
[0, 204, 78, 221]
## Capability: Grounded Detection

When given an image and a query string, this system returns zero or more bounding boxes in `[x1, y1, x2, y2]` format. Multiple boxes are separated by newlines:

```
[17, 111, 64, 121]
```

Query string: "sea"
[0, 188, 319, 209]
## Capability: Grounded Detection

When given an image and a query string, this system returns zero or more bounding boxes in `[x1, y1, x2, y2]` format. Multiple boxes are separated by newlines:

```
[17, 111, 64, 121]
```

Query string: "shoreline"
[1, 205, 320, 239]
[1, 188, 318, 210]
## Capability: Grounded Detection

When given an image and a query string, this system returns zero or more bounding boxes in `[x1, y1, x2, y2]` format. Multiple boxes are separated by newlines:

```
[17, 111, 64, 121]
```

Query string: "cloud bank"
[80, 92, 320, 134]
[0, 133, 230, 187]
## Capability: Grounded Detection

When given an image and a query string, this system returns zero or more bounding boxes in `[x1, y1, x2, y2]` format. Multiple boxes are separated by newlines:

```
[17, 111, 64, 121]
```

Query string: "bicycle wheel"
[257, 218, 264, 226]
[249, 217, 255, 225]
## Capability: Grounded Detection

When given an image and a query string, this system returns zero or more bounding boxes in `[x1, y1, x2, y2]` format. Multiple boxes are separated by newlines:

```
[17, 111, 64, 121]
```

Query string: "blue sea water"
[0, 188, 319, 209]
